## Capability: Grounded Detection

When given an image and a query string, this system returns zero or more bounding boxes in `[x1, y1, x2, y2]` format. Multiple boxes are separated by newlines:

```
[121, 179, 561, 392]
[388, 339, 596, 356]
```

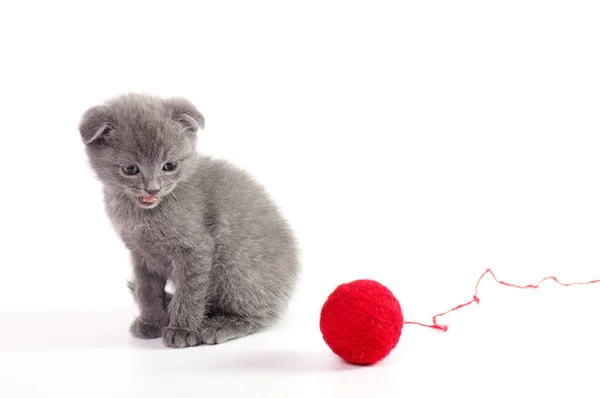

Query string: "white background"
[1, 1, 600, 397]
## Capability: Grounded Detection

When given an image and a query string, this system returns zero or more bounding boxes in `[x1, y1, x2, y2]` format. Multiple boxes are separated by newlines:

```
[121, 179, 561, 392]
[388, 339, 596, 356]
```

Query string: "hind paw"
[199, 316, 258, 345]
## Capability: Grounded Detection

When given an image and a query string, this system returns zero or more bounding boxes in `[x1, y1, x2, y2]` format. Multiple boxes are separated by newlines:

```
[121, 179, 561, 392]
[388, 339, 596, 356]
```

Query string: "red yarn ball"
[319, 279, 404, 365]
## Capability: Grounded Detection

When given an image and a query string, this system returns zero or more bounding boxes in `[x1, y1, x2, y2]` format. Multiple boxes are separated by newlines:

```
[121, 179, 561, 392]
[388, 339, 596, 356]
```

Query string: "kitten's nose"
[145, 188, 161, 195]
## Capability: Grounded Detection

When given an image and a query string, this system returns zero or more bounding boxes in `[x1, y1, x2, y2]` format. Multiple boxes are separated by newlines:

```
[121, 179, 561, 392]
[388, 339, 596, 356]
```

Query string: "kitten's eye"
[163, 162, 177, 172]
[122, 164, 140, 175]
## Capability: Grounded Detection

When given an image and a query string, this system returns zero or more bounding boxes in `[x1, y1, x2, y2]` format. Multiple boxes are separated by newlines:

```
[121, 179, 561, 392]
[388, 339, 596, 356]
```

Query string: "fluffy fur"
[79, 93, 299, 347]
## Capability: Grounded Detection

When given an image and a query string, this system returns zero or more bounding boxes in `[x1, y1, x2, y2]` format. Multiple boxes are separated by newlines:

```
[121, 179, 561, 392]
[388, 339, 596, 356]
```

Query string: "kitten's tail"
[127, 280, 173, 306]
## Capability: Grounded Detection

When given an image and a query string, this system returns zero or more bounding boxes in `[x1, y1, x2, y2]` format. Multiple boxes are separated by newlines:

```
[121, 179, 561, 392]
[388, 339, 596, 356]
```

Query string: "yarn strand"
[405, 268, 600, 332]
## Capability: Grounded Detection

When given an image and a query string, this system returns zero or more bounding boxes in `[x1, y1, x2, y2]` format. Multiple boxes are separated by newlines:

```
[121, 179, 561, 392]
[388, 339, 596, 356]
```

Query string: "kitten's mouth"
[139, 195, 158, 206]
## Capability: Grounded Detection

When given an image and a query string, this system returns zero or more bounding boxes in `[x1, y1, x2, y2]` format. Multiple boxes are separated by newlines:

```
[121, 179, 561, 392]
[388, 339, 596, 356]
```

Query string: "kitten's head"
[79, 93, 204, 209]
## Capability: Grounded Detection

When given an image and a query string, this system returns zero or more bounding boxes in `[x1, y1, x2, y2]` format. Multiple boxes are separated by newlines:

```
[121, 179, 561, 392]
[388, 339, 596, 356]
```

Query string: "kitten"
[78, 93, 299, 348]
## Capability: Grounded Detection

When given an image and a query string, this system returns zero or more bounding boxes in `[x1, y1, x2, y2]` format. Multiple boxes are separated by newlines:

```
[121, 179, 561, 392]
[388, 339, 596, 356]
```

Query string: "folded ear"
[78, 105, 115, 145]
[167, 97, 205, 132]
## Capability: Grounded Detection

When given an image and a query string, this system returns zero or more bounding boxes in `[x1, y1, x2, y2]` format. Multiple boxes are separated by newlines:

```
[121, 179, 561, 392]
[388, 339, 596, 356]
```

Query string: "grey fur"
[79, 93, 299, 347]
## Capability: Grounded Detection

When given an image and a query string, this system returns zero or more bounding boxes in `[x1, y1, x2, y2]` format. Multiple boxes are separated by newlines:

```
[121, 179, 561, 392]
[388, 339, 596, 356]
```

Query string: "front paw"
[163, 327, 201, 348]
[130, 317, 164, 339]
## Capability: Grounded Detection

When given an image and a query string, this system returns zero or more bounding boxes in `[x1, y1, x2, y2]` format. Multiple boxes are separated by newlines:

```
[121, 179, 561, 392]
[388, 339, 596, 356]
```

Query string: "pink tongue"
[141, 195, 157, 203]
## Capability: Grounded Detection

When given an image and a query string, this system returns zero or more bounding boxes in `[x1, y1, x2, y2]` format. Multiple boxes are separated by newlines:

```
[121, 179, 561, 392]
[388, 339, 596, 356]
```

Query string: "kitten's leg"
[200, 315, 270, 345]
[163, 243, 213, 348]
[129, 254, 168, 339]
[128, 281, 172, 310]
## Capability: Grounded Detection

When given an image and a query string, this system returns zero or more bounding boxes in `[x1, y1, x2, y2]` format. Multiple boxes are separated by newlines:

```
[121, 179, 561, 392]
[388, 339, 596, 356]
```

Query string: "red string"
[405, 268, 600, 332]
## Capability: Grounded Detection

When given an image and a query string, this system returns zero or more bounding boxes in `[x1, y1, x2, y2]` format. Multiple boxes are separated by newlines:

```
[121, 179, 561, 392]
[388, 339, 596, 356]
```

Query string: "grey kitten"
[78, 93, 299, 348]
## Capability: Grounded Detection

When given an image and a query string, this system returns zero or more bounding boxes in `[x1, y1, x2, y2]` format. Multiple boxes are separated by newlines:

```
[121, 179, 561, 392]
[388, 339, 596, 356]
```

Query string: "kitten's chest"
[108, 201, 200, 257]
